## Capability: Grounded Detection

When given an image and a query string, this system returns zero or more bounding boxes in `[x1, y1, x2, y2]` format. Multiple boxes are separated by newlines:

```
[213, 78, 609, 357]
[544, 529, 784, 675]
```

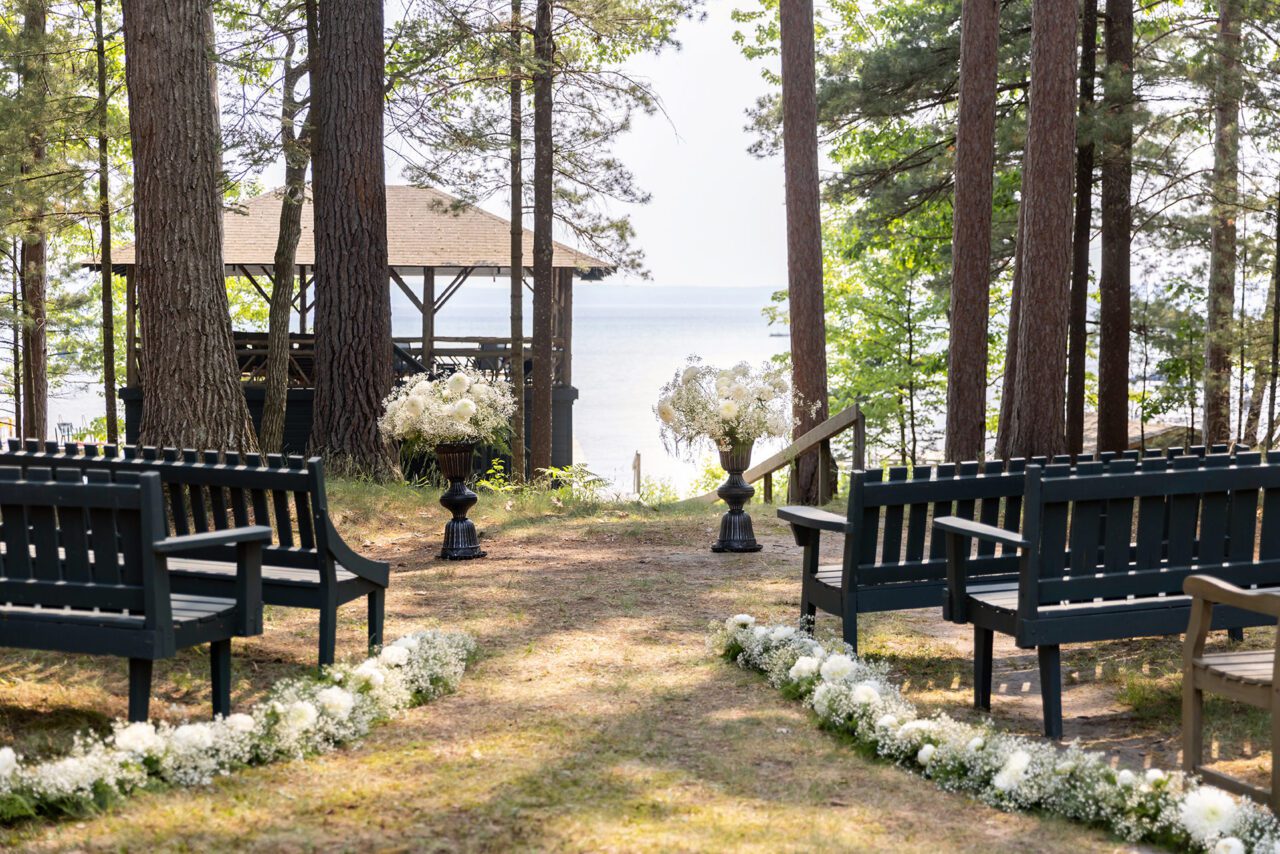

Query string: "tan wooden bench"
[1183, 575, 1280, 810]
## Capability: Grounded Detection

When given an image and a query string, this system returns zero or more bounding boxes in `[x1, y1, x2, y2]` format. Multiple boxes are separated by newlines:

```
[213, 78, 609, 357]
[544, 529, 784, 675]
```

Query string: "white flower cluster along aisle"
[0, 629, 476, 824]
[714, 615, 1280, 854]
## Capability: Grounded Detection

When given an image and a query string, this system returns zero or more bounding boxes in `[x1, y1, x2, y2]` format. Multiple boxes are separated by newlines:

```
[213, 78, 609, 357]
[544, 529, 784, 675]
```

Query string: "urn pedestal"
[711, 442, 763, 553]
[436, 443, 486, 560]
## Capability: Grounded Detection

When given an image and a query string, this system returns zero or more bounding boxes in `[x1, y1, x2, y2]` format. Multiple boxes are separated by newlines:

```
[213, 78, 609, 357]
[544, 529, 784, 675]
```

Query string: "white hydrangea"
[788, 656, 822, 682]
[171, 723, 214, 753]
[726, 614, 755, 630]
[850, 681, 881, 706]
[113, 722, 166, 757]
[1180, 787, 1240, 844]
[1213, 838, 1245, 854]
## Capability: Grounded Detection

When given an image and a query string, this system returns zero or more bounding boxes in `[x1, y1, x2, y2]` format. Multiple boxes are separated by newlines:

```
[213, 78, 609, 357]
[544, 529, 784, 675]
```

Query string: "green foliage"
[638, 475, 679, 504]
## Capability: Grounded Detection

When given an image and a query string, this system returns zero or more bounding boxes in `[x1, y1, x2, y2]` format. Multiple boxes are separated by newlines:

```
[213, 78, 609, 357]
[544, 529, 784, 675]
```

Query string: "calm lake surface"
[46, 284, 790, 495]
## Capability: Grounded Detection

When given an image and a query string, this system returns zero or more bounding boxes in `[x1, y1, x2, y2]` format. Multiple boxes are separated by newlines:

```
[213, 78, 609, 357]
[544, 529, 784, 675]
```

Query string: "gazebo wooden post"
[422, 266, 435, 372]
[298, 264, 308, 334]
[125, 266, 137, 385]
[556, 268, 573, 387]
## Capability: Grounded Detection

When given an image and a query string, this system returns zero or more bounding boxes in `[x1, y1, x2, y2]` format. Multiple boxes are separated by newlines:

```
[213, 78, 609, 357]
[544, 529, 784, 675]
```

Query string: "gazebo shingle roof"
[97, 185, 613, 277]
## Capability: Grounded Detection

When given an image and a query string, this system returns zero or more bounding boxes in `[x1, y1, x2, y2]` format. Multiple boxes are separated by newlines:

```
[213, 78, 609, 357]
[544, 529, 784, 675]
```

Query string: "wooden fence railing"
[690, 403, 865, 504]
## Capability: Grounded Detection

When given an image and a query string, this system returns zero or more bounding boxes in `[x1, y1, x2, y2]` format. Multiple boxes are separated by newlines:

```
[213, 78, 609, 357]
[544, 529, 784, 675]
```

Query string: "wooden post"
[632, 451, 641, 495]
[298, 264, 308, 334]
[763, 472, 773, 504]
[423, 266, 435, 372]
[560, 268, 573, 387]
[125, 266, 137, 385]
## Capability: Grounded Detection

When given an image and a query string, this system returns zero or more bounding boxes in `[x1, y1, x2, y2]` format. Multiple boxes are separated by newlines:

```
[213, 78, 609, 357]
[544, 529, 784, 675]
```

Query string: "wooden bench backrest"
[1, 441, 326, 569]
[1025, 451, 1280, 609]
[844, 446, 1231, 592]
[0, 466, 168, 625]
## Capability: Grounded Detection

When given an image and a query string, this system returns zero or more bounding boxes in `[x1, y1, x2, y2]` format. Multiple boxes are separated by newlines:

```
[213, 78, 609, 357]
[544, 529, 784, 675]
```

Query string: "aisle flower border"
[0, 629, 477, 824]
[713, 615, 1280, 854]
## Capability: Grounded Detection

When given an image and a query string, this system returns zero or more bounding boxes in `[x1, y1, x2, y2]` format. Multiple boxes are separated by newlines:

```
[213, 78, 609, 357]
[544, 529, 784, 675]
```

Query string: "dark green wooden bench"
[1, 441, 389, 666]
[0, 466, 269, 721]
[778, 446, 1232, 653]
[937, 452, 1279, 739]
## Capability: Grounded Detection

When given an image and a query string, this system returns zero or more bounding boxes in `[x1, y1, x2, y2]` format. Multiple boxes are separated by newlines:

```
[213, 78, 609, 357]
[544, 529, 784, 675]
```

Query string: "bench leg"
[210, 639, 232, 718]
[799, 580, 816, 624]
[1228, 627, 1245, 643]
[367, 588, 385, 654]
[319, 600, 337, 667]
[128, 658, 153, 722]
[1183, 673, 1203, 776]
[974, 628, 993, 712]
[841, 607, 858, 655]
[1038, 644, 1063, 740]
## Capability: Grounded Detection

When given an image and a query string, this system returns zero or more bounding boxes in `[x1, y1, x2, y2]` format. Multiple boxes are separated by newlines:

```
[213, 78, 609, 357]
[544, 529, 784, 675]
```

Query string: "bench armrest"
[776, 506, 849, 533]
[154, 526, 273, 553]
[1184, 576, 1280, 619]
[934, 516, 1026, 625]
[156, 526, 269, 636]
[324, 520, 390, 587]
[932, 516, 1027, 549]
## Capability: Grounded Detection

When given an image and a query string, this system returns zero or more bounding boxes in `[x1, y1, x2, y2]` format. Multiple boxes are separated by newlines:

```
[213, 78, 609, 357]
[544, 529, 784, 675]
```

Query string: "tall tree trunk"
[1067, 0, 1096, 455]
[1203, 0, 1241, 444]
[530, 0, 554, 476]
[9, 243, 20, 439]
[1002, 0, 1077, 458]
[19, 1, 47, 441]
[260, 38, 309, 454]
[309, 0, 396, 477]
[1267, 188, 1280, 448]
[122, 0, 257, 450]
[944, 0, 999, 463]
[995, 200, 1026, 459]
[1096, 0, 1133, 453]
[509, 0, 526, 482]
[95, 0, 117, 443]
[780, 0, 833, 501]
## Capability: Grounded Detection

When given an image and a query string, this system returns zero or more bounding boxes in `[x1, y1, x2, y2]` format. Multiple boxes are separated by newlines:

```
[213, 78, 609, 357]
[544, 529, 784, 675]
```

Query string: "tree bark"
[944, 0, 999, 463]
[510, 0, 526, 481]
[780, 0, 833, 502]
[260, 37, 309, 455]
[1067, 0, 1096, 455]
[530, 0, 554, 476]
[1096, 0, 1133, 453]
[122, 0, 256, 451]
[19, 1, 47, 441]
[995, 200, 1026, 459]
[1203, 0, 1240, 445]
[1002, 0, 1077, 458]
[95, 0, 117, 443]
[1267, 188, 1280, 448]
[308, 0, 397, 477]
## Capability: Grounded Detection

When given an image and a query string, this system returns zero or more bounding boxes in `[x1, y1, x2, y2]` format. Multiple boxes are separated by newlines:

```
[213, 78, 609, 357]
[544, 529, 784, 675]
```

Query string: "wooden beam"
[390, 268, 423, 311]
[125, 267, 137, 386]
[423, 266, 435, 372]
[434, 266, 473, 313]
[238, 265, 271, 303]
[298, 265, 308, 334]
[688, 404, 864, 504]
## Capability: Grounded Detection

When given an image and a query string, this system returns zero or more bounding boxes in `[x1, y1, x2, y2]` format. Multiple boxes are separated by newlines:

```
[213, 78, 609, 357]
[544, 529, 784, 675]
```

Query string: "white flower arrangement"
[379, 371, 516, 449]
[655, 358, 794, 454]
[0, 628, 476, 825]
[712, 615, 1280, 853]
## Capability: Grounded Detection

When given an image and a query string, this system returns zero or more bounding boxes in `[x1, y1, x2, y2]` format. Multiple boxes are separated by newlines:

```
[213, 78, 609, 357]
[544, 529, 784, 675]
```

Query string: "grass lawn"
[0, 480, 1239, 851]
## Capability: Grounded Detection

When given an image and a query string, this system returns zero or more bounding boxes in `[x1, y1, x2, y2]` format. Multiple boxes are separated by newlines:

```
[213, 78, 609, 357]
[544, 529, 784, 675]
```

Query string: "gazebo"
[91, 185, 613, 462]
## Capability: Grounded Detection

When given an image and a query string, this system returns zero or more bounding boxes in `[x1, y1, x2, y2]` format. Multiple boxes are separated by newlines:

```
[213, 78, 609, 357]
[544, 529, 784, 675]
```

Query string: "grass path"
[10, 491, 1132, 851]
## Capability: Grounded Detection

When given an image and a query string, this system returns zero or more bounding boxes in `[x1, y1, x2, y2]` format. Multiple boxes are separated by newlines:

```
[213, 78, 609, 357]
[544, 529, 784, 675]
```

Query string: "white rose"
[171, 722, 214, 752]
[1116, 769, 1136, 787]
[657, 400, 677, 424]
[917, 744, 936, 766]
[681, 366, 700, 384]
[726, 614, 755, 630]
[729, 383, 750, 402]
[1214, 839, 1245, 854]
[850, 681, 880, 705]
[789, 656, 821, 681]
[114, 722, 165, 756]
[966, 736, 985, 752]
[316, 686, 355, 720]
[452, 399, 478, 421]
[0, 746, 18, 778]
[380, 645, 411, 667]
[353, 659, 387, 689]
[283, 700, 319, 733]
[819, 654, 855, 682]
[225, 713, 255, 733]
[447, 373, 471, 395]
[402, 395, 426, 418]
[717, 399, 740, 420]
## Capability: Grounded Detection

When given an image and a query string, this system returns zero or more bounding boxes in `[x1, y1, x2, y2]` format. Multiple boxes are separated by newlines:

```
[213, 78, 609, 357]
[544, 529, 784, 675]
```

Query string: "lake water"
[45, 283, 791, 495]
